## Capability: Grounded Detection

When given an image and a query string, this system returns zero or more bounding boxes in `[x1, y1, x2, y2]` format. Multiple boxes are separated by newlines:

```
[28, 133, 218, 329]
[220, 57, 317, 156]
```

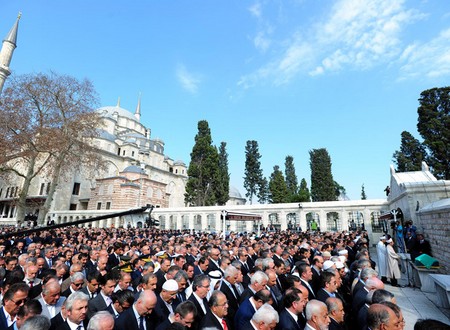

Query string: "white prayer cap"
[338, 250, 348, 255]
[323, 260, 335, 271]
[386, 238, 393, 243]
[322, 251, 331, 258]
[380, 236, 386, 240]
[162, 279, 179, 291]
[335, 261, 345, 269]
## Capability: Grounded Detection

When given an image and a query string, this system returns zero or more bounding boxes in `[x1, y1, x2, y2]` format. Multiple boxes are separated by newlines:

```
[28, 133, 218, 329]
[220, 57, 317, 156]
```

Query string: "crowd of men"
[0, 224, 449, 330]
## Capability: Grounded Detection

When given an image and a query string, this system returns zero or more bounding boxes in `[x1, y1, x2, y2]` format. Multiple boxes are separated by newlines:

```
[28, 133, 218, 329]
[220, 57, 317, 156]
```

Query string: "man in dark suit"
[298, 263, 316, 301]
[235, 289, 271, 329]
[188, 274, 211, 330]
[239, 271, 268, 304]
[80, 271, 101, 300]
[114, 290, 157, 330]
[194, 257, 209, 276]
[219, 266, 240, 329]
[154, 257, 171, 294]
[58, 291, 89, 330]
[325, 297, 346, 330]
[206, 247, 221, 274]
[311, 256, 323, 294]
[278, 287, 307, 330]
[107, 242, 124, 271]
[200, 291, 231, 330]
[155, 300, 197, 330]
[88, 274, 117, 319]
[154, 279, 179, 324]
[317, 271, 339, 303]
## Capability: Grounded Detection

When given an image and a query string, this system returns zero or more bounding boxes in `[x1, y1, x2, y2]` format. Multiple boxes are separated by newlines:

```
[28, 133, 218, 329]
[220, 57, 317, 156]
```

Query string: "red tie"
[222, 319, 228, 330]
[29, 281, 33, 288]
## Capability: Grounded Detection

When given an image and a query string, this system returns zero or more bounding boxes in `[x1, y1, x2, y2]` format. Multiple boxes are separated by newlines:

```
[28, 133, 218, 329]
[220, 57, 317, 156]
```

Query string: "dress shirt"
[133, 305, 146, 330]
[67, 319, 84, 330]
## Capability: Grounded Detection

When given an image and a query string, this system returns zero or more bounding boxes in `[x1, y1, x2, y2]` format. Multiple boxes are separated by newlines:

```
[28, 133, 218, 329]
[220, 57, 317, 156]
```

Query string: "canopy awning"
[221, 211, 262, 221]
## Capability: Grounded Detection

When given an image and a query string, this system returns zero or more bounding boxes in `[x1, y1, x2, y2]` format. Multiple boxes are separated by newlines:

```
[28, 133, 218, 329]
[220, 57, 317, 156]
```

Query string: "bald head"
[365, 277, 385, 291]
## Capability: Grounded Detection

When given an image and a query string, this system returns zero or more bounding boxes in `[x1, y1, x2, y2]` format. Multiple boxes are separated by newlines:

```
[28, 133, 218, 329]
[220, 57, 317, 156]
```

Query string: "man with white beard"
[376, 236, 387, 283]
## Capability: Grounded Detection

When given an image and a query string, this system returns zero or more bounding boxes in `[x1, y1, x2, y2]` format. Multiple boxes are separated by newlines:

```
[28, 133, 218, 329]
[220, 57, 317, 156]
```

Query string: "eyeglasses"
[217, 301, 229, 307]
[73, 282, 84, 287]
[10, 298, 27, 306]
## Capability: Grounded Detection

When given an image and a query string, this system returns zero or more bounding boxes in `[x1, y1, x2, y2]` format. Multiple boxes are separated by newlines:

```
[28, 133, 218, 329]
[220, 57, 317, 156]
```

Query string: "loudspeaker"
[414, 254, 439, 269]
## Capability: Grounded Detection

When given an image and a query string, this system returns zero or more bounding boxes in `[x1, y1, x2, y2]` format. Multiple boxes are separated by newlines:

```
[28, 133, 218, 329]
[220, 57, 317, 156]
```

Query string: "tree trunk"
[37, 156, 63, 224]
[15, 156, 37, 226]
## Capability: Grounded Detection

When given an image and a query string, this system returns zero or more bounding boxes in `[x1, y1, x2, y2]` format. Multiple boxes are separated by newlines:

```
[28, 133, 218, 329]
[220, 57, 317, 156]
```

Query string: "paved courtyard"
[370, 247, 450, 328]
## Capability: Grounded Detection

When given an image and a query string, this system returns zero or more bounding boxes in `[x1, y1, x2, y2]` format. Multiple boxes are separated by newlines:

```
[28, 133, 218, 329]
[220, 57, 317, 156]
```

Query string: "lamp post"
[221, 210, 227, 238]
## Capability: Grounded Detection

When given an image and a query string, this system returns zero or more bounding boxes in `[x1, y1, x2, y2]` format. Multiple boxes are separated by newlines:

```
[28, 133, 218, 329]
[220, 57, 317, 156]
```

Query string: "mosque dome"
[98, 105, 138, 122]
[122, 165, 145, 174]
[229, 186, 243, 199]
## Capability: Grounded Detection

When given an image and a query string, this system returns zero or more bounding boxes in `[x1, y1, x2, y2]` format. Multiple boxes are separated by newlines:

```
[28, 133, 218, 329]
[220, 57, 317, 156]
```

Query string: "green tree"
[185, 120, 219, 206]
[0, 72, 103, 224]
[393, 131, 426, 172]
[309, 148, 336, 202]
[334, 181, 346, 200]
[244, 140, 267, 204]
[216, 142, 230, 205]
[298, 178, 311, 202]
[284, 155, 299, 201]
[417, 87, 450, 179]
[268, 165, 288, 203]
[361, 184, 367, 200]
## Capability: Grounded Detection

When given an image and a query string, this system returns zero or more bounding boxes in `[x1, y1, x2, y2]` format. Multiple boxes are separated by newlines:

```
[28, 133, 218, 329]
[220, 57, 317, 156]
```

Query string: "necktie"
[222, 319, 228, 330]
[139, 316, 145, 330]
[76, 325, 82, 330]
[231, 284, 240, 299]
[29, 281, 33, 288]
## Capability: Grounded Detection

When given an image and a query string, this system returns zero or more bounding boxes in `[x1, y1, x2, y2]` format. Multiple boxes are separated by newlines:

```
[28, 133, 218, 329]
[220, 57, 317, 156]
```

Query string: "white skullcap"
[335, 261, 345, 269]
[162, 279, 178, 291]
[386, 238, 393, 243]
[323, 260, 335, 271]
[322, 251, 331, 258]
[338, 250, 348, 255]
[380, 236, 386, 240]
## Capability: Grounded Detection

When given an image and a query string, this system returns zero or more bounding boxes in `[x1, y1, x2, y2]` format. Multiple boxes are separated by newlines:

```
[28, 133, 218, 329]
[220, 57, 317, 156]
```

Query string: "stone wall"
[417, 201, 450, 274]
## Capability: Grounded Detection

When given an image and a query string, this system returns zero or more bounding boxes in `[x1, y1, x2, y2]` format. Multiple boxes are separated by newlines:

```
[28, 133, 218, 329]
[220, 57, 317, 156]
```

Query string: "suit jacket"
[186, 254, 196, 265]
[56, 320, 88, 330]
[239, 287, 255, 304]
[37, 296, 66, 320]
[300, 279, 316, 301]
[107, 253, 120, 271]
[199, 310, 230, 330]
[193, 265, 204, 276]
[80, 286, 97, 300]
[153, 294, 172, 324]
[357, 304, 369, 330]
[88, 293, 109, 319]
[311, 267, 321, 294]
[316, 288, 334, 303]
[0, 307, 8, 330]
[277, 309, 302, 330]
[155, 318, 171, 330]
[105, 304, 120, 318]
[234, 298, 256, 330]
[219, 281, 239, 319]
[188, 294, 210, 330]
[49, 313, 67, 330]
[154, 269, 166, 294]
[206, 259, 221, 274]
[352, 287, 369, 317]
[114, 306, 155, 330]
[329, 317, 345, 330]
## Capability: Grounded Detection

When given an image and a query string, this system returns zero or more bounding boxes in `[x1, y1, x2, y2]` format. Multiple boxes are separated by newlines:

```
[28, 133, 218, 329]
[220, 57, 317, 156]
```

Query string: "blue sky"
[2, 0, 450, 201]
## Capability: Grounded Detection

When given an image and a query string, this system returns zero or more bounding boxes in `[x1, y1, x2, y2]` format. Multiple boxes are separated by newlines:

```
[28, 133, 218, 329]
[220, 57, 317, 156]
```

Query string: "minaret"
[0, 13, 21, 94]
[135, 93, 141, 121]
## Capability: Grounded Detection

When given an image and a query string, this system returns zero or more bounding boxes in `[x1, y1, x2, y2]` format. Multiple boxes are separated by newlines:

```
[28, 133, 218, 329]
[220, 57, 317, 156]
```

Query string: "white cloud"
[176, 64, 201, 94]
[399, 28, 450, 80]
[249, 2, 262, 19]
[254, 31, 271, 52]
[239, 0, 428, 87]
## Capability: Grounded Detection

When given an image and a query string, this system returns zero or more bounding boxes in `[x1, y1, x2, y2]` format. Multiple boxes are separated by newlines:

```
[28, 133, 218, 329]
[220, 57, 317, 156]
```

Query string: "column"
[299, 210, 307, 232]
[319, 209, 327, 232]
[280, 211, 287, 231]
[340, 209, 349, 232]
